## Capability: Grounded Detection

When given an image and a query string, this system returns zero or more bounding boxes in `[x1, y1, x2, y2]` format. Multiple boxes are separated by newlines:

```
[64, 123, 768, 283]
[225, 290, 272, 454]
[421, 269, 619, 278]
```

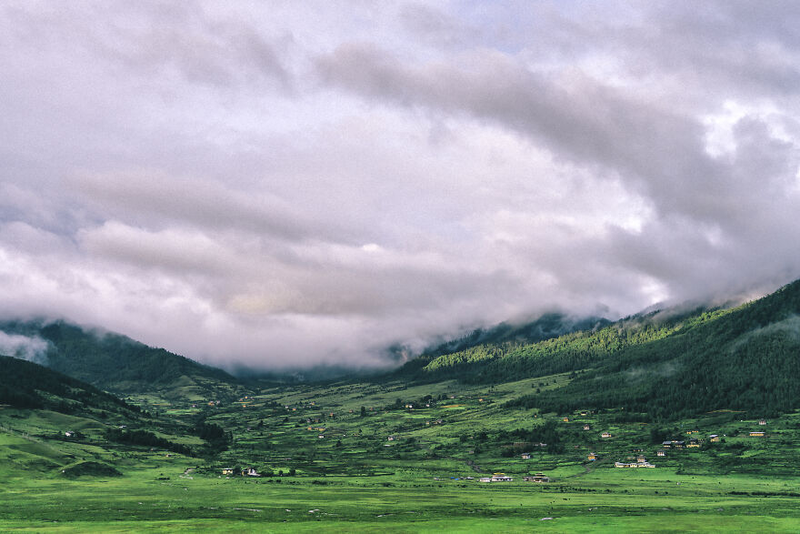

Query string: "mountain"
[390, 278, 800, 421]
[0, 320, 246, 402]
[522, 278, 800, 420]
[396, 312, 610, 380]
[0, 354, 140, 416]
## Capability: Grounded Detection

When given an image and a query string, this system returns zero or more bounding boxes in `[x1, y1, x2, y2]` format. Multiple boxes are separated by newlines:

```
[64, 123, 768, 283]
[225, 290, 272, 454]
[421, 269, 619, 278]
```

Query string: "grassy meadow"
[3, 372, 800, 531]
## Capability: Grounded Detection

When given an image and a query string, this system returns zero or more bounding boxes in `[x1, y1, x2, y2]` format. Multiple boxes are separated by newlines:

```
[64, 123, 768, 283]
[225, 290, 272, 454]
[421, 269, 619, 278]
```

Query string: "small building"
[662, 440, 672, 448]
[521, 453, 532, 460]
[601, 432, 612, 438]
[563, 417, 569, 422]
[64, 431, 75, 438]
[242, 467, 260, 476]
[672, 440, 685, 449]
[615, 461, 655, 468]
[524, 473, 550, 483]
[637, 455, 647, 463]
[387, 435, 395, 441]
[749, 431, 765, 437]
[759, 419, 767, 426]
[479, 477, 492, 482]
[583, 424, 591, 431]
[657, 450, 666, 457]
[588, 452, 597, 461]
[491, 473, 513, 482]
[709, 434, 720, 442]
[687, 439, 701, 448]
[221, 468, 234, 476]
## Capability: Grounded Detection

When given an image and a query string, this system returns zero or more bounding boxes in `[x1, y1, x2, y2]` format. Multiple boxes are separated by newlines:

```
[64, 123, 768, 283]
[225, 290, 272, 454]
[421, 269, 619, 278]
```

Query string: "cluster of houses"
[477, 472, 551, 483]
[615, 455, 655, 468]
[524, 473, 550, 482]
[221, 467, 260, 477]
[480, 473, 513, 482]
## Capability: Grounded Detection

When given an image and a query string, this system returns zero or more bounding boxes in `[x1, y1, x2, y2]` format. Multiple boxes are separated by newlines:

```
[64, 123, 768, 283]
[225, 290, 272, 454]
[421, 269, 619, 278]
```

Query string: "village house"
[64, 431, 75, 438]
[687, 439, 701, 448]
[615, 461, 655, 468]
[479, 477, 492, 482]
[583, 424, 591, 431]
[524, 473, 550, 483]
[242, 468, 260, 476]
[601, 432, 612, 438]
[521, 453, 532, 460]
[759, 419, 767, 426]
[749, 430, 765, 437]
[491, 473, 513, 482]
[588, 452, 597, 461]
[672, 440, 685, 449]
[221, 468, 234, 476]
[657, 450, 666, 457]
[637, 455, 647, 463]
[709, 434, 720, 442]
[563, 417, 569, 422]
[387, 435, 395, 441]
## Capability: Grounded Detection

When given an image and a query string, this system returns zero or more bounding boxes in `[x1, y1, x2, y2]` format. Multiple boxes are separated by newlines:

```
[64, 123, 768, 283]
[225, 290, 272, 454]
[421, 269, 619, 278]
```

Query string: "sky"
[2, 1, 800, 371]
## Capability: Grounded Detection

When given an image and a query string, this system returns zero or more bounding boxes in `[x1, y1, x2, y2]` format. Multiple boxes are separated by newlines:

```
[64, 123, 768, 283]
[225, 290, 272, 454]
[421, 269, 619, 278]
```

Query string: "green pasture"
[2, 463, 800, 532]
[4, 371, 800, 531]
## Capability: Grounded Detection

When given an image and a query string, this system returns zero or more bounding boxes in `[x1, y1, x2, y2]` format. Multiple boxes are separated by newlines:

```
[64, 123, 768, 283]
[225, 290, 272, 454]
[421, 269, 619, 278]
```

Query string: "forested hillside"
[0, 355, 139, 417]
[0, 320, 244, 400]
[524, 279, 800, 420]
[397, 279, 800, 420]
[397, 312, 610, 379]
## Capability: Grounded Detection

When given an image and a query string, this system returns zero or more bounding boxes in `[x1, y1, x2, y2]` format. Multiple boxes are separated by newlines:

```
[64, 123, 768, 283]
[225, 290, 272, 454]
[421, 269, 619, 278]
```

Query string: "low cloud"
[1, 2, 800, 371]
[0, 332, 50, 365]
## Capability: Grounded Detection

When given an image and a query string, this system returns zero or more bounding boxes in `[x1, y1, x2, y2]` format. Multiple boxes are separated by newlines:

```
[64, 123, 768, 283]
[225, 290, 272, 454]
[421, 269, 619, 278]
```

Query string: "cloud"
[0, 332, 50, 364]
[0, 2, 799, 371]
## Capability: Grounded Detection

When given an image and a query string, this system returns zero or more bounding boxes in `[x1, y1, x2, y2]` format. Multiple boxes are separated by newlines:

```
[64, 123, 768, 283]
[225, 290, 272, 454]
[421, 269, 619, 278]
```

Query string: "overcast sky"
[2, 1, 800, 370]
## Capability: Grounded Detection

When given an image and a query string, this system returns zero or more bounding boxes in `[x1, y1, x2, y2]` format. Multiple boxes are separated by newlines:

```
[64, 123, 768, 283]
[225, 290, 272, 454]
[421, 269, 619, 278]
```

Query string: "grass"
[3, 372, 800, 531]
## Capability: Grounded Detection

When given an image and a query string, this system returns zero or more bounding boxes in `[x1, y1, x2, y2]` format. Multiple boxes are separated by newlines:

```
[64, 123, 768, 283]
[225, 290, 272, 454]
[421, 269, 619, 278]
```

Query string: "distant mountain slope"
[521, 278, 800, 420]
[0, 320, 244, 401]
[396, 312, 610, 379]
[393, 278, 800, 419]
[0, 355, 139, 416]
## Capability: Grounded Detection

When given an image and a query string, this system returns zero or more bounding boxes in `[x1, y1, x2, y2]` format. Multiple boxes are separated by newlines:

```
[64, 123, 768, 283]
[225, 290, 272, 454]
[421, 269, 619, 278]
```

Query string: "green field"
[3, 371, 800, 532]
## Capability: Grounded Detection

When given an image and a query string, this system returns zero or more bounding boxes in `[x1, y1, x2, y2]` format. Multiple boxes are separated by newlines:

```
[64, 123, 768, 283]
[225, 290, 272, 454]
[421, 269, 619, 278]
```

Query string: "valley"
[2, 280, 800, 531]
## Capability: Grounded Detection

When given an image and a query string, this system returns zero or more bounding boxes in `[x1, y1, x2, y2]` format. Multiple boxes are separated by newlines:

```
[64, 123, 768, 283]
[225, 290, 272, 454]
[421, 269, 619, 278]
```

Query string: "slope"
[0, 320, 245, 401]
[525, 278, 800, 419]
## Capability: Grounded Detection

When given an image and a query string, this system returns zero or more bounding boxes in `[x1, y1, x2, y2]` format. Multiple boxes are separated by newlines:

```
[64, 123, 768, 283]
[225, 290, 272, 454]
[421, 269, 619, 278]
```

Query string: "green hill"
[392, 279, 800, 420]
[0, 320, 245, 402]
[523, 279, 800, 420]
[0, 354, 140, 416]
[396, 312, 610, 379]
